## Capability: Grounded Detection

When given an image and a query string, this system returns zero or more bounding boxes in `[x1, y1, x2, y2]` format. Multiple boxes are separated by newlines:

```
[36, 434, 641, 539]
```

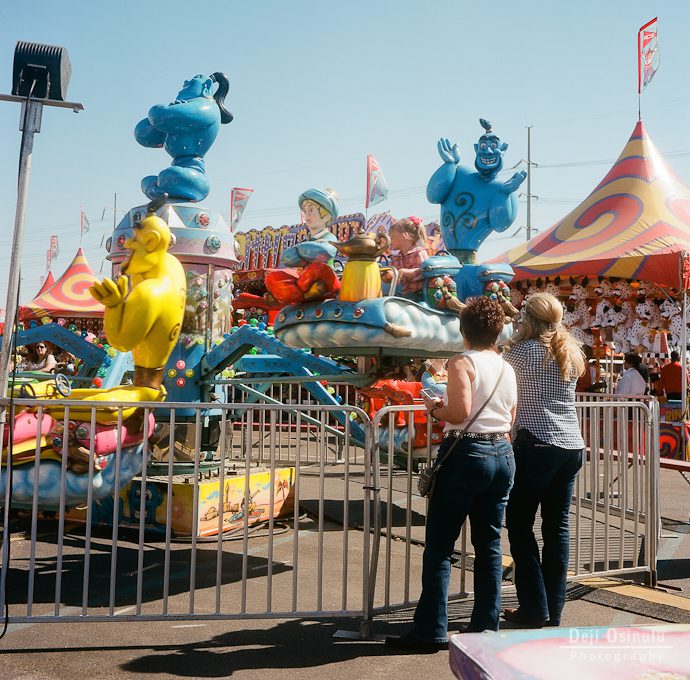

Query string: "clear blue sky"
[1, 1, 689, 305]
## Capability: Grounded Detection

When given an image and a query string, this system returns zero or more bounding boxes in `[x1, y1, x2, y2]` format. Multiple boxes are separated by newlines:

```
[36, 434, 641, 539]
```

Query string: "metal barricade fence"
[573, 395, 659, 584]
[0, 394, 659, 628]
[0, 399, 374, 624]
[367, 398, 659, 619]
[221, 380, 362, 466]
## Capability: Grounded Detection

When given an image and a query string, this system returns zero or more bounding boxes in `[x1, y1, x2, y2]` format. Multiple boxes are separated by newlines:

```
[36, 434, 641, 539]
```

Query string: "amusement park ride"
[1, 70, 526, 535]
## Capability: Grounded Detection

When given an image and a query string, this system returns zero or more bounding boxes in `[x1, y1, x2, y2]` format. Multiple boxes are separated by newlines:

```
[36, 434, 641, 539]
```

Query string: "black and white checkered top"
[504, 339, 584, 450]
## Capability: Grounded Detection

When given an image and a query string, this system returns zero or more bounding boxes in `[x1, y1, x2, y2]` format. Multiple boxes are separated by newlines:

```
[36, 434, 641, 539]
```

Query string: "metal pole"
[0, 98, 43, 396]
[526, 125, 532, 241]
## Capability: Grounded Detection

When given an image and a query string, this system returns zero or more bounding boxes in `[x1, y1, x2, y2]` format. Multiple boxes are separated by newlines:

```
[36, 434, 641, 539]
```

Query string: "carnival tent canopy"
[34, 271, 55, 298]
[492, 121, 690, 289]
[20, 248, 104, 320]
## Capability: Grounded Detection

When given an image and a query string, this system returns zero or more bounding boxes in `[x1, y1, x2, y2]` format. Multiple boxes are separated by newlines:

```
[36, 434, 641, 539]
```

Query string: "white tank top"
[444, 350, 517, 434]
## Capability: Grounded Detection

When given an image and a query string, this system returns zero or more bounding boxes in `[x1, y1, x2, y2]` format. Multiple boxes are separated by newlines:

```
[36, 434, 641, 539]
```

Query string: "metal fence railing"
[0, 400, 373, 625]
[368, 398, 659, 619]
[0, 394, 659, 630]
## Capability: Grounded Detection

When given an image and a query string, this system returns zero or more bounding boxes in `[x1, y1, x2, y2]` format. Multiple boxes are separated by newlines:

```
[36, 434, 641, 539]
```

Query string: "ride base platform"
[63, 465, 295, 538]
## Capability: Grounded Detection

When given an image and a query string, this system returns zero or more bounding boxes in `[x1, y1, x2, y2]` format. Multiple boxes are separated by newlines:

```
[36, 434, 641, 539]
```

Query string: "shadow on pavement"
[6, 529, 291, 608]
[105, 619, 396, 676]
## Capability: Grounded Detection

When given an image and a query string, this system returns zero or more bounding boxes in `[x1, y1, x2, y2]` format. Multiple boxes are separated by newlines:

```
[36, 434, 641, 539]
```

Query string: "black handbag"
[418, 362, 506, 499]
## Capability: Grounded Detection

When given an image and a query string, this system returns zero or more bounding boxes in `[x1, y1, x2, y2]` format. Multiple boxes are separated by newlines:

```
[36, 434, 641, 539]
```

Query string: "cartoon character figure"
[91, 196, 187, 392]
[264, 188, 341, 304]
[135, 73, 233, 202]
[426, 119, 527, 263]
[128, 481, 165, 525]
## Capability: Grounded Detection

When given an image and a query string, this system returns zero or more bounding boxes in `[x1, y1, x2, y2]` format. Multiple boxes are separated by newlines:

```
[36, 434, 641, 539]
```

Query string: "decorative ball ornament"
[353, 308, 365, 318]
[176, 378, 186, 387]
[206, 235, 221, 252]
[168, 369, 177, 378]
[196, 212, 210, 227]
[185, 369, 194, 378]
[176, 360, 186, 370]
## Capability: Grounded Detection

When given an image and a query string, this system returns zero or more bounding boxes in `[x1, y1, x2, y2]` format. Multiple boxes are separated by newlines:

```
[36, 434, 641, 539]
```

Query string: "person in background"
[23, 342, 57, 373]
[382, 217, 430, 296]
[503, 292, 586, 628]
[615, 352, 647, 396]
[55, 349, 77, 375]
[656, 350, 689, 401]
[575, 358, 598, 393]
[387, 297, 517, 651]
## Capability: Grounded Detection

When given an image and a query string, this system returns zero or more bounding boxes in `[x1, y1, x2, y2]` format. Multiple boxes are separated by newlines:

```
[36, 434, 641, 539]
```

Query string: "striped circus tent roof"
[34, 271, 55, 298]
[492, 121, 690, 289]
[20, 248, 104, 320]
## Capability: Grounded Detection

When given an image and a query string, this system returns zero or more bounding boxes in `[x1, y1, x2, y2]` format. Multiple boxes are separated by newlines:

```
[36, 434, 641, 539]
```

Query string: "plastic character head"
[128, 481, 165, 525]
[176, 75, 214, 102]
[473, 119, 508, 178]
[121, 197, 172, 276]
[298, 188, 339, 236]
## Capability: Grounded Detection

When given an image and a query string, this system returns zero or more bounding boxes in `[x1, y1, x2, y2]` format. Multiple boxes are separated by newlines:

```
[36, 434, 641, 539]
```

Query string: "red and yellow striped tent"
[20, 248, 104, 320]
[34, 271, 55, 298]
[493, 121, 690, 289]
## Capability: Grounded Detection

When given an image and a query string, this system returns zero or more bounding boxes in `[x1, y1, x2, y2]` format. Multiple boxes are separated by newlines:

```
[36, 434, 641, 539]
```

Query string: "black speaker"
[12, 41, 72, 101]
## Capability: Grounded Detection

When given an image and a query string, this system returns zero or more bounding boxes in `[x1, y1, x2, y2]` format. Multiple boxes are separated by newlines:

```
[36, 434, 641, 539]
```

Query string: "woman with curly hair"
[503, 292, 586, 628]
[387, 297, 517, 651]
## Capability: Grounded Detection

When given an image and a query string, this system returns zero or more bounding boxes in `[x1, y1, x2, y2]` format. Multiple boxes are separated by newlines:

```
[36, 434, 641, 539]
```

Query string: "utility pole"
[526, 125, 533, 241]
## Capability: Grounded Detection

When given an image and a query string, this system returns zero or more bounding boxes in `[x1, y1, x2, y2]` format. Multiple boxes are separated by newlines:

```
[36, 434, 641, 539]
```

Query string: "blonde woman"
[503, 292, 585, 628]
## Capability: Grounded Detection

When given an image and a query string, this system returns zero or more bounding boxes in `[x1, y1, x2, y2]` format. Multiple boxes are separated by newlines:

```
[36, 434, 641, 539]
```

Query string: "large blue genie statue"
[427, 119, 526, 263]
[134, 73, 233, 202]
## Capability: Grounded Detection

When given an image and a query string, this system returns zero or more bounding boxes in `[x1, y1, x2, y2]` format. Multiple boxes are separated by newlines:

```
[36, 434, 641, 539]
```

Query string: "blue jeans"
[412, 436, 515, 641]
[505, 431, 583, 625]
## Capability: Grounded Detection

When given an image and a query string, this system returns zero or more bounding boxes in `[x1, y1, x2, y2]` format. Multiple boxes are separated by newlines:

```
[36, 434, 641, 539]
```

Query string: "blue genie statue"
[427, 119, 526, 264]
[134, 73, 233, 202]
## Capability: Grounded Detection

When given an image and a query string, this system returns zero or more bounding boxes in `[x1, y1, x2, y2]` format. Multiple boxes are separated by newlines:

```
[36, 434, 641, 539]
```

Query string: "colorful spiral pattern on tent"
[494, 122, 690, 289]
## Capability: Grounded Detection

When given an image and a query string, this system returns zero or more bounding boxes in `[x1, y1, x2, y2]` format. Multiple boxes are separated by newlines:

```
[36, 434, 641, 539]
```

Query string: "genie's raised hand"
[437, 138, 461, 165]
[501, 170, 527, 194]
[91, 276, 129, 308]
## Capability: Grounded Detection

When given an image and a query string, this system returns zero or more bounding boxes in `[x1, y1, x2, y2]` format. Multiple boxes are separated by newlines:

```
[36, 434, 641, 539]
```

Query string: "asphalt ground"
[1, 461, 689, 679]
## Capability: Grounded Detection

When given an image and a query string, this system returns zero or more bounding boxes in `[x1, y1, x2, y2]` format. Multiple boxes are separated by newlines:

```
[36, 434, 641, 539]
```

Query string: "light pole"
[0, 42, 83, 396]
[0, 40, 82, 621]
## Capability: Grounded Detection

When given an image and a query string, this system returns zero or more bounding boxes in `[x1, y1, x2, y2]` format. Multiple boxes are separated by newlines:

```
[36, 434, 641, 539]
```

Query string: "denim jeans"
[412, 436, 515, 641]
[505, 433, 583, 625]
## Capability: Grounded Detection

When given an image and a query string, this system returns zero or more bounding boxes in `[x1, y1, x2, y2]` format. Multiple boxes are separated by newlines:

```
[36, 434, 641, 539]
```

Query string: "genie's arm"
[147, 99, 219, 133]
[488, 192, 519, 232]
[280, 241, 337, 267]
[500, 171, 527, 195]
[426, 138, 460, 204]
[134, 118, 165, 148]
[103, 283, 158, 352]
